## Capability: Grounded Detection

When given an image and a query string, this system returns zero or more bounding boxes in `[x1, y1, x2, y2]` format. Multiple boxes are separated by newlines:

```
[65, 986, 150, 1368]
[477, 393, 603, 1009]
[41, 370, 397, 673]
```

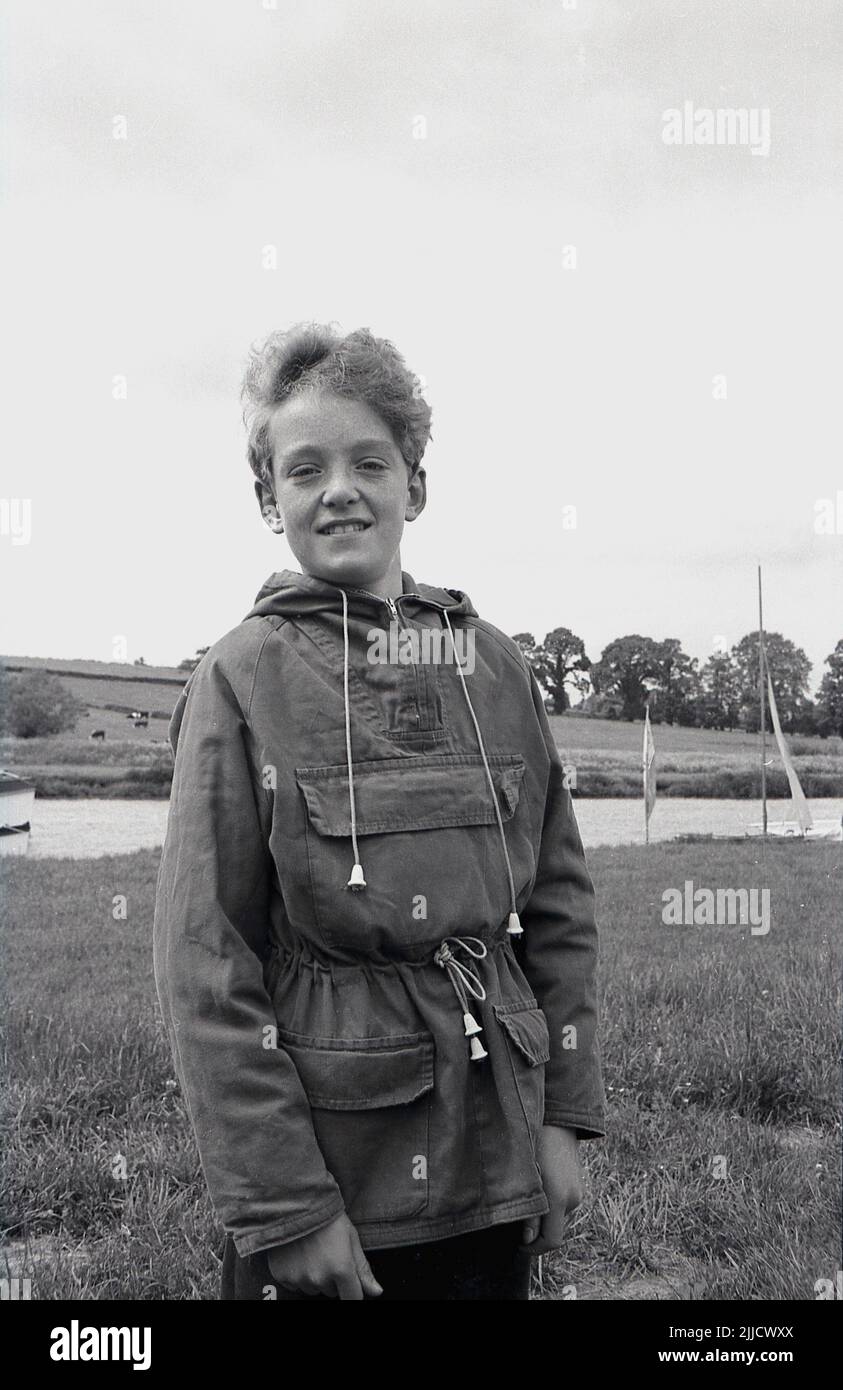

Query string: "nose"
[321, 466, 361, 508]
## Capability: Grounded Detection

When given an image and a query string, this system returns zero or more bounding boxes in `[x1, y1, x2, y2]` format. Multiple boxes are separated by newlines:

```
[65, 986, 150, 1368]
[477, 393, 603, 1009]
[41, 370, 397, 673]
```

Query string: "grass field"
[551, 716, 843, 756]
[4, 718, 843, 800]
[3, 838, 839, 1301]
[548, 717, 843, 800]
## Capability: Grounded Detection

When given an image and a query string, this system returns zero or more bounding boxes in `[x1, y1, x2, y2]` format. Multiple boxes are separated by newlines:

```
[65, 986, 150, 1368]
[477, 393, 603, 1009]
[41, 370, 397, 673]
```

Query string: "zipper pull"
[385, 596, 400, 623]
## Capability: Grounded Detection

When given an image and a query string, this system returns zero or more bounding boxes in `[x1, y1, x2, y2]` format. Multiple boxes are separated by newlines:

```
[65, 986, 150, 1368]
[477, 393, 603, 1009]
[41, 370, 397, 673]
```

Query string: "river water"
[11, 796, 843, 859]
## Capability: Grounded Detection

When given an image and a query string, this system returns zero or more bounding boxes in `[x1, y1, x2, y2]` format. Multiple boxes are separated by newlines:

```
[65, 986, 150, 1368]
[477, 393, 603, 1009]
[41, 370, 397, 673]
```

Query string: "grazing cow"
[90, 729, 106, 740]
[134, 717, 148, 728]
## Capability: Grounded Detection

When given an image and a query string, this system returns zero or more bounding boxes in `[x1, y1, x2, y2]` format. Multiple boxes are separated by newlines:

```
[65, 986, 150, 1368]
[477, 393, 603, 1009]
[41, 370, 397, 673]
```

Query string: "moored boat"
[747, 817, 843, 841]
[0, 769, 36, 856]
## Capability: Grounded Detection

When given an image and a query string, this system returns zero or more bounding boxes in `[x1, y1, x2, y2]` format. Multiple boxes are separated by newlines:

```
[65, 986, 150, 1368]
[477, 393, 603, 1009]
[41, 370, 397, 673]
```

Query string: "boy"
[152, 322, 605, 1301]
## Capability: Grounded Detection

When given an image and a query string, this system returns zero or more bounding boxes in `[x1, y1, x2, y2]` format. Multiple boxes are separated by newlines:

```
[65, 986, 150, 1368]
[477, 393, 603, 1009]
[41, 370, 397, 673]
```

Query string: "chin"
[303, 553, 381, 587]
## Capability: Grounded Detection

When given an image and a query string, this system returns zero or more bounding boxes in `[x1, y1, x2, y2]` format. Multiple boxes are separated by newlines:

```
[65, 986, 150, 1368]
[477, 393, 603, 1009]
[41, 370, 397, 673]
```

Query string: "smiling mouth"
[318, 521, 372, 536]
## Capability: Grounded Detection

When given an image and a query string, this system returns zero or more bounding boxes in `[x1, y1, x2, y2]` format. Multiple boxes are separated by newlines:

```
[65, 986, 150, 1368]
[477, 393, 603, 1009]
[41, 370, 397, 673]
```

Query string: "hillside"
[0, 654, 190, 739]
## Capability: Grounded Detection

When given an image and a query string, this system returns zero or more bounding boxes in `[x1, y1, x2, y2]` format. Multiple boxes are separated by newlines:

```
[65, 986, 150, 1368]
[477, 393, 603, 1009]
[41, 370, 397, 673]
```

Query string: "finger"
[314, 1276, 341, 1300]
[357, 1261, 382, 1298]
[350, 1229, 383, 1295]
[535, 1214, 568, 1253]
[335, 1263, 365, 1300]
[269, 1264, 302, 1294]
[350, 1229, 383, 1297]
[521, 1222, 539, 1247]
[525, 1238, 554, 1256]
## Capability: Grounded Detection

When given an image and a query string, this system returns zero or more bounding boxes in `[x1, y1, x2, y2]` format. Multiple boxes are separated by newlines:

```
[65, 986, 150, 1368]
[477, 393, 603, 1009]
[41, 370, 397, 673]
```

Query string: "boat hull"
[0, 772, 36, 856]
[747, 819, 843, 842]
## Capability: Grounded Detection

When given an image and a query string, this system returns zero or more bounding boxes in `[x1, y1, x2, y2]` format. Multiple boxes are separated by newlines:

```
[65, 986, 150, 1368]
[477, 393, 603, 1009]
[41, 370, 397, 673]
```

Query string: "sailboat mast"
[758, 565, 767, 837]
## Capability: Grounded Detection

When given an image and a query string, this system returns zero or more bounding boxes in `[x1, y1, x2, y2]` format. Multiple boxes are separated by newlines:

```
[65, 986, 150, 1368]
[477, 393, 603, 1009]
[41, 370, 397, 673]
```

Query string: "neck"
[348, 553, 404, 601]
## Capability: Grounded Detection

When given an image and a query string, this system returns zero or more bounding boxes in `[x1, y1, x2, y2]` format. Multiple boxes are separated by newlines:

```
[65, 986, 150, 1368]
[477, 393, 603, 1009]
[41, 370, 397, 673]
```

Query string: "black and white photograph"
[1, 0, 840, 1353]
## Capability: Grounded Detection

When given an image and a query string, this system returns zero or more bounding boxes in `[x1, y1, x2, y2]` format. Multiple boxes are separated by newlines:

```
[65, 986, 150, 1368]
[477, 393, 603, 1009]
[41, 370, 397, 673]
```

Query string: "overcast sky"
[2, 0, 841, 690]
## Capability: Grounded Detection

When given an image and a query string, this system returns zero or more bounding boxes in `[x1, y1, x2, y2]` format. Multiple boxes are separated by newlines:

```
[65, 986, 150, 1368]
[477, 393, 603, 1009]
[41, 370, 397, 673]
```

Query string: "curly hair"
[240, 321, 433, 489]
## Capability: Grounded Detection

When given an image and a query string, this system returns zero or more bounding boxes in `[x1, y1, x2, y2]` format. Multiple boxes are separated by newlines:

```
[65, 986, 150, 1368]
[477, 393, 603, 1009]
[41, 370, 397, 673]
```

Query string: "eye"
[289, 463, 320, 479]
[358, 458, 388, 471]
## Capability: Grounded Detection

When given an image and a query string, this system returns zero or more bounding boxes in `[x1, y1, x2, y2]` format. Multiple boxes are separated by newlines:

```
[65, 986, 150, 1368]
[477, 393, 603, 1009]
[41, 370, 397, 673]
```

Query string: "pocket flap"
[275, 1028, 435, 1110]
[493, 1003, 550, 1066]
[296, 755, 525, 836]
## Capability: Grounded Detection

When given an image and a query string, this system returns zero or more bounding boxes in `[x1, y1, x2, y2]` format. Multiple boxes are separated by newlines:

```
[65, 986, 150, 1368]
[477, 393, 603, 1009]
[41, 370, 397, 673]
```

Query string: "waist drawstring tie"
[442, 610, 523, 938]
[433, 936, 489, 1061]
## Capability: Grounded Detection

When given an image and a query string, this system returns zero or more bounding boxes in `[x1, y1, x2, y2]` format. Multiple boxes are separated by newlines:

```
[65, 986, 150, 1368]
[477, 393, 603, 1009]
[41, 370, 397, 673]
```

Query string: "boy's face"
[255, 388, 426, 595]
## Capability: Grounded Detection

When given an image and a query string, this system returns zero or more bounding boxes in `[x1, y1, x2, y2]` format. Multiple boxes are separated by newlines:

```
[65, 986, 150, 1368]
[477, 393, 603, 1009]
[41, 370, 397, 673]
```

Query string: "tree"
[1, 671, 83, 738]
[793, 697, 821, 736]
[817, 639, 843, 736]
[697, 651, 741, 730]
[731, 631, 812, 732]
[590, 635, 662, 721]
[178, 647, 210, 672]
[533, 628, 591, 714]
[512, 633, 538, 667]
[648, 639, 700, 725]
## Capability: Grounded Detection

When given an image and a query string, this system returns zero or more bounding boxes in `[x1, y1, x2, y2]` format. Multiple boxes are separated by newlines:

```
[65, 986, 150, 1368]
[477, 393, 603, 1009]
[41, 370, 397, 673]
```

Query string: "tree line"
[3, 634, 843, 740]
[512, 629, 843, 737]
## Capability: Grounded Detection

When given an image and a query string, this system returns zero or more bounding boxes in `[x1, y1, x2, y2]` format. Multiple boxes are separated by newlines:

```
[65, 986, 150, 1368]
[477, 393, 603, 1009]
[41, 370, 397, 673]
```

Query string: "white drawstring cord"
[340, 588, 366, 890]
[442, 611, 522, 936]
[434, 936, 489, 1060]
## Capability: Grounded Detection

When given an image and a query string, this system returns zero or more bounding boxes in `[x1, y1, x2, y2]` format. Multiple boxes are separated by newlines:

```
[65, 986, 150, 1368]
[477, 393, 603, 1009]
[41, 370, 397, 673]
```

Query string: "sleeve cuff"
[543, 1104, 606, 1140]
[231, 1193, 347, 1258]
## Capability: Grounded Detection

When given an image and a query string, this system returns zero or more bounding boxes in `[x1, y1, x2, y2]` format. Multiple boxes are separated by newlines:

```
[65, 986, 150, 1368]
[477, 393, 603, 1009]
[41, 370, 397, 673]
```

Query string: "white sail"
[766, 671, 813, 834]
[642, 703, 656, 825]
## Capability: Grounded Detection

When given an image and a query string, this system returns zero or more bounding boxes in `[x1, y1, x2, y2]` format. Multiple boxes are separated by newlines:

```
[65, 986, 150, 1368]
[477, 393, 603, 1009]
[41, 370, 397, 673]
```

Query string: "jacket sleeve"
[517, 670, 607, 1139]
[152, 648, 347, 1257]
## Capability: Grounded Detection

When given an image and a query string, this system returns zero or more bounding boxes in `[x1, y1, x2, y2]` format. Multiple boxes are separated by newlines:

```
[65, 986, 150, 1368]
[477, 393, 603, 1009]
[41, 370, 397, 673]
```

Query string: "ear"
[404, 465, 427, 523]
[255, 478, 284, 533]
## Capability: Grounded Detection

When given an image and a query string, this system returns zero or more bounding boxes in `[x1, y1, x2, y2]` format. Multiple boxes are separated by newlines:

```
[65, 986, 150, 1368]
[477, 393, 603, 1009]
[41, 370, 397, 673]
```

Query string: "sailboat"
[747, 568, 842, 841]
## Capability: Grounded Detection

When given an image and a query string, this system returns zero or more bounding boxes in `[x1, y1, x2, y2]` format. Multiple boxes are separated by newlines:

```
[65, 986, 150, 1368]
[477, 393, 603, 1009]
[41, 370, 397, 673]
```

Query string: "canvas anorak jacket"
[153, 569, 606, 1257]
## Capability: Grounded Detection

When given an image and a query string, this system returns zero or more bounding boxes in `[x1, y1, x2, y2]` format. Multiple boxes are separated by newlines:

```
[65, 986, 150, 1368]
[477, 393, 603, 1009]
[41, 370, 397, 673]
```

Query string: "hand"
[521, 1125, 583, 1254]
[266, 1213, 383, 1300]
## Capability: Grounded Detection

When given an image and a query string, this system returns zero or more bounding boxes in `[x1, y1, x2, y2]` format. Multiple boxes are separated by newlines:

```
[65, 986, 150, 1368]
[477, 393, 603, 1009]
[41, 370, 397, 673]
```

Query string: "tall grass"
[2, 841, 840, 1300]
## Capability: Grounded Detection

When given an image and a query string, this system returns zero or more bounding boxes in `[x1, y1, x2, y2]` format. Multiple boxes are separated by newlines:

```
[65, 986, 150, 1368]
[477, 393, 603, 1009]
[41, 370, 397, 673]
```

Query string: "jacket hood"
[243, 568, 478, 623]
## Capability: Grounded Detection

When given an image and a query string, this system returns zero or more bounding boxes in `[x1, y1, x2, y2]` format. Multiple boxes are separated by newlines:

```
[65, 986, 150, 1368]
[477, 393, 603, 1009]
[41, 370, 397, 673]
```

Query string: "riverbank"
[3, 722, 842, 800]
[6, 763, 842, 801]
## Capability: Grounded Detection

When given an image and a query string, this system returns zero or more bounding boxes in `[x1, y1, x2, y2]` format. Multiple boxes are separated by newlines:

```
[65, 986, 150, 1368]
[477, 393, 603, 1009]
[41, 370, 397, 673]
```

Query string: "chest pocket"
[295, 753, 536, 955]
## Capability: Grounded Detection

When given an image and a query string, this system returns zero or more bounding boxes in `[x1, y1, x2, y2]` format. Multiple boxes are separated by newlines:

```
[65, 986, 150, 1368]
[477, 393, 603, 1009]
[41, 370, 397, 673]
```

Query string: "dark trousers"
[221, 1221, 532, 1301]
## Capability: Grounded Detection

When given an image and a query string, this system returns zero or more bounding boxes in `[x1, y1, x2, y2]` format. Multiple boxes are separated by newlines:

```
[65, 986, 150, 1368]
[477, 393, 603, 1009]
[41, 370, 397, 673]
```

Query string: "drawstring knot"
[434, 936, 489, 1061]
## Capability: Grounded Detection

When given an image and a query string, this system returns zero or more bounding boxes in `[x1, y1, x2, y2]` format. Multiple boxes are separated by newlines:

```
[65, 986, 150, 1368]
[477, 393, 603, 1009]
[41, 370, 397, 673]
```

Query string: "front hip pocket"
[276, 1026, 435, 1223]
[492, 1002, 550, 1145]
